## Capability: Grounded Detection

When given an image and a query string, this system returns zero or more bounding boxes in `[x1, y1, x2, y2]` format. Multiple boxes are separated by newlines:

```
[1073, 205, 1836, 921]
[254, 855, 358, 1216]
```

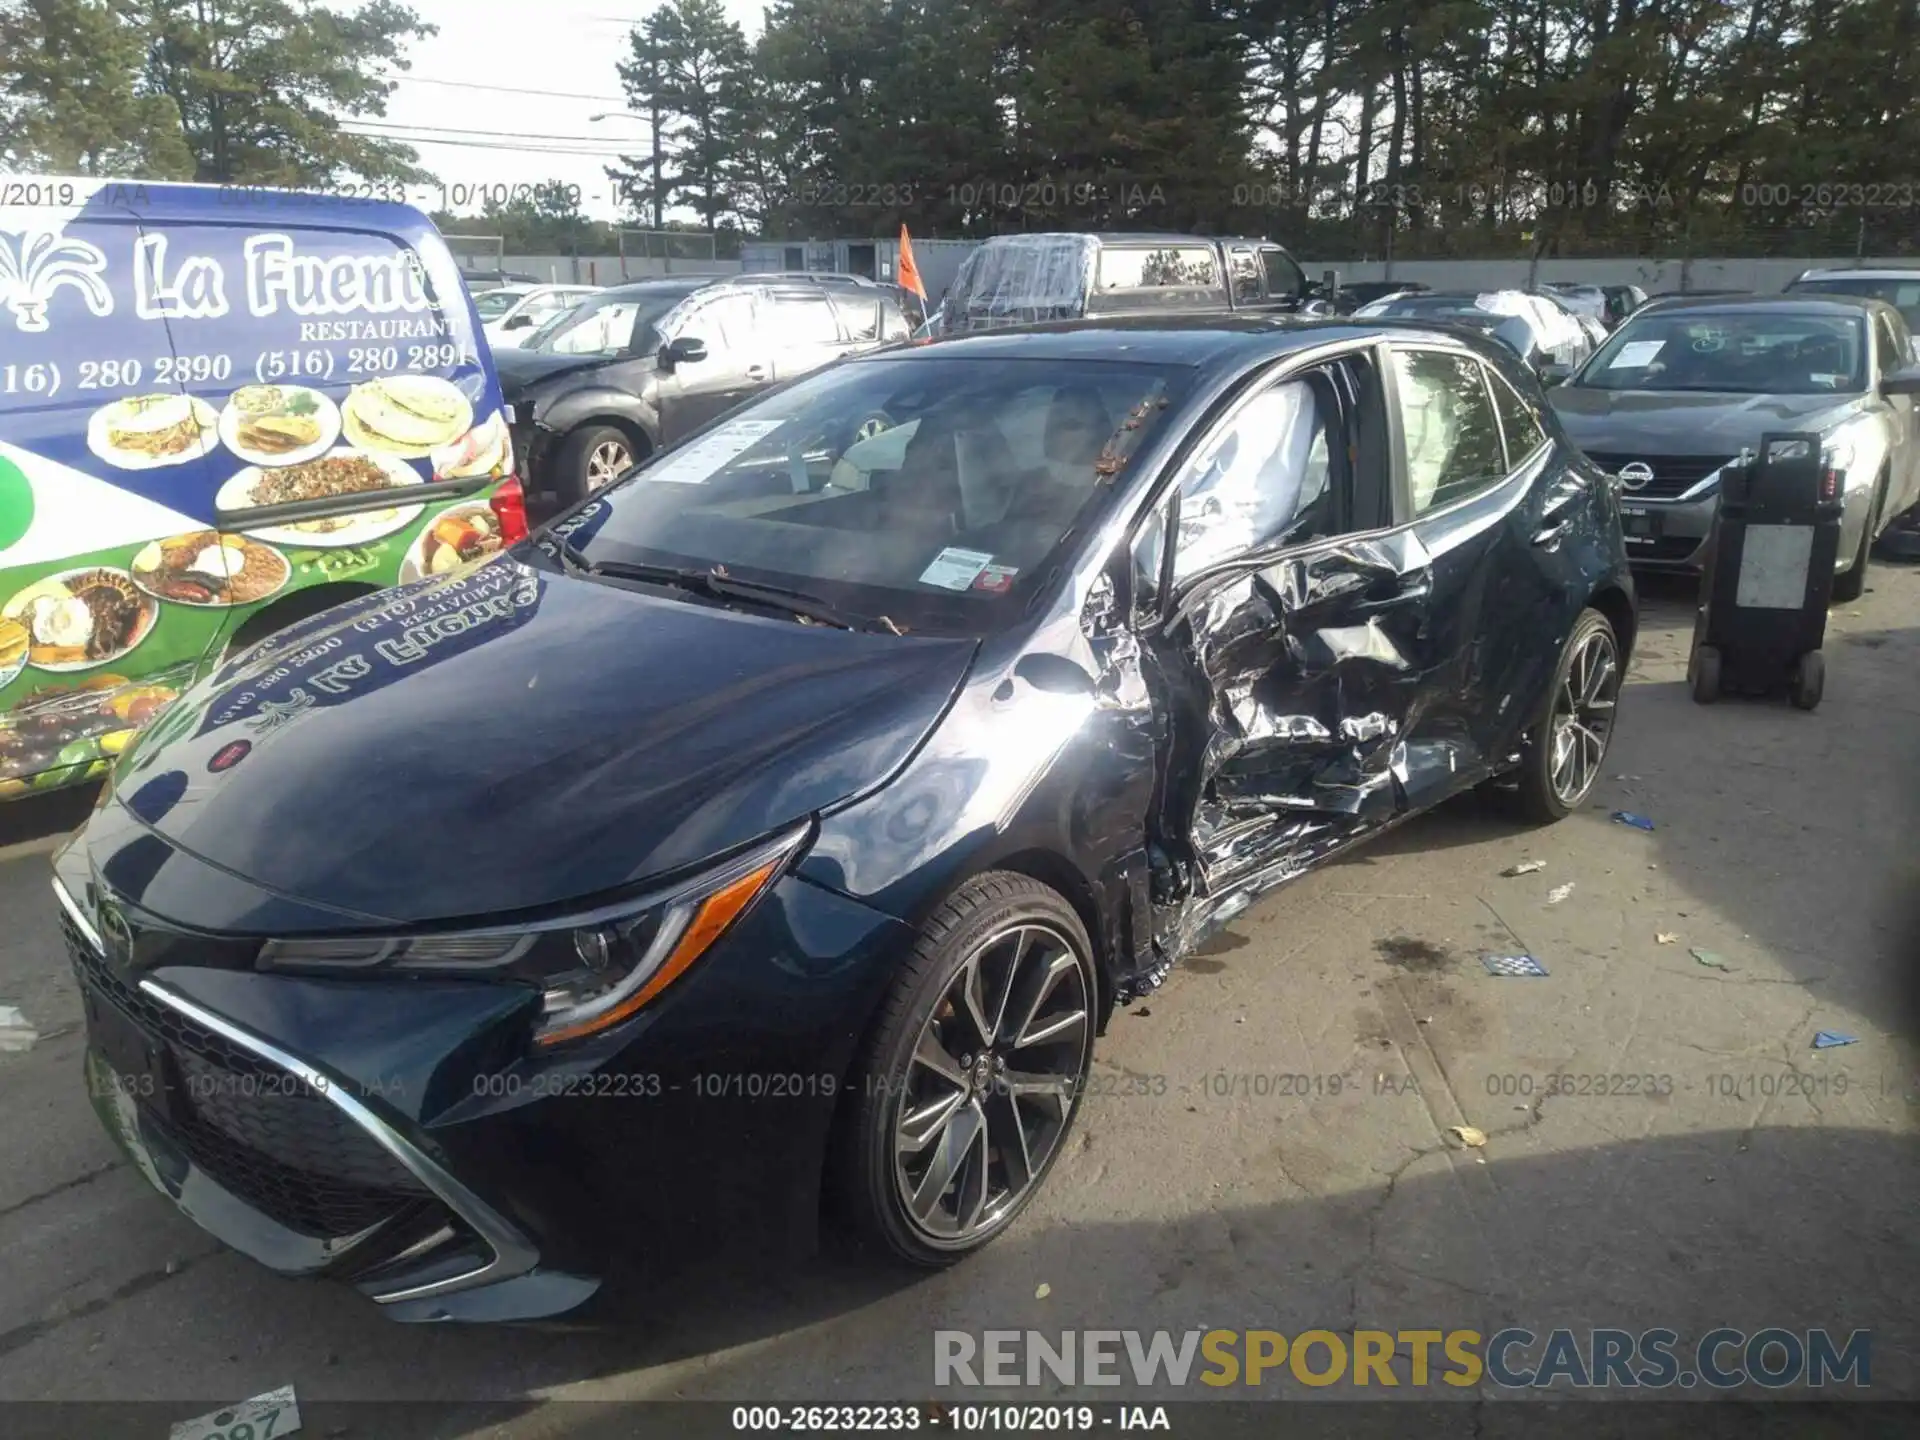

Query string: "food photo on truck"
[0, 178, 528, 800]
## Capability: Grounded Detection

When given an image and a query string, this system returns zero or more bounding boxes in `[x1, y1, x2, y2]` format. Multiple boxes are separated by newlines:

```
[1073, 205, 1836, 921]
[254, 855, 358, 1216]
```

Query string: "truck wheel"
[1831, 477, 1883, 604]
[1690, 645, 1722, 705]
[556, 426, 636, 507]
[1790, 651, 1825, 711]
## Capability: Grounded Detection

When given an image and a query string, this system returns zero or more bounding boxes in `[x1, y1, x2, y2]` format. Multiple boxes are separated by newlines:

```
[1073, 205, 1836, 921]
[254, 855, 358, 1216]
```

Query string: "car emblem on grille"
[1617, 462, 1655, 491]
[96, 901, 134, 967]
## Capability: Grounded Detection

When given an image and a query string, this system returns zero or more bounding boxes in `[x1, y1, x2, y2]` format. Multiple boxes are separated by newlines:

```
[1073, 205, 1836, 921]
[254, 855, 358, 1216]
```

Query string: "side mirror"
[659, 336, 708, 370]
[1540, 361, 1573, 387]
[503, 313, 534, 330]
[1881, 365, 1920, 396]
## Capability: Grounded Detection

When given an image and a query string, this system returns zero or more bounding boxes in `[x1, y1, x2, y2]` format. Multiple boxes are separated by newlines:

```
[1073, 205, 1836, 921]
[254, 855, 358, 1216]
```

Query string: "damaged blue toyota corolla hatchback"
[55, 316, 1634, 1321]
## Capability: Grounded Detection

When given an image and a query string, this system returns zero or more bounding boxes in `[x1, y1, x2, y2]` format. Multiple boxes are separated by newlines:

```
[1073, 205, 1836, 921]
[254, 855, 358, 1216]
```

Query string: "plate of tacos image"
[3, 567, 159, 672]
[87, 393, 220, 470]
[430, 409, 511, 481]
[341, 375, 474, 458]
[399, 503, 507, 583]
[131, 530, 292, 608]
[218, 384, 342, 468]
[215, 446, 426, 547]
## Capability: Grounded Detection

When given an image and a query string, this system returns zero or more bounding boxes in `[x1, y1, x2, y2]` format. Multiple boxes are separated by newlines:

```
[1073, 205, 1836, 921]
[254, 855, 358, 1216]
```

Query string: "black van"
[938, 232, 1323, 333]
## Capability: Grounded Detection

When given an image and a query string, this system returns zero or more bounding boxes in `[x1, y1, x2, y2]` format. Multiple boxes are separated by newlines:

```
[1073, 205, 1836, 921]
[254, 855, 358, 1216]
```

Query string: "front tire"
[555, 425, 636, 507]
[1831, 476, 1883, 604]
[841, 873, 1098, 1267]
[1515, 607, 1621, 823]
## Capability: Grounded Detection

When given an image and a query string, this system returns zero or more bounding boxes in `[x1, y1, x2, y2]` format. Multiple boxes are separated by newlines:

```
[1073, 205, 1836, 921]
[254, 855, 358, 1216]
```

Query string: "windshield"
[529, 290, 688, 357]
[472, 289, 526, 320]
[1789, 277, 1920, 328]
[1573, 310, 1866, 394]
[555, 356, 1193, 635]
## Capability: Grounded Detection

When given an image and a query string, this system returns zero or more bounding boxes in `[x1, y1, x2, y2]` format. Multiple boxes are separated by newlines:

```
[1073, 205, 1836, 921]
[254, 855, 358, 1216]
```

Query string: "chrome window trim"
[134, 978, 539, 1306]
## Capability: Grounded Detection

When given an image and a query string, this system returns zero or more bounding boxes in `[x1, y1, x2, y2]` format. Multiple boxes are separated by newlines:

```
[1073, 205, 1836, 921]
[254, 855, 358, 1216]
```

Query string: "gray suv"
[499, 275, 910, 505]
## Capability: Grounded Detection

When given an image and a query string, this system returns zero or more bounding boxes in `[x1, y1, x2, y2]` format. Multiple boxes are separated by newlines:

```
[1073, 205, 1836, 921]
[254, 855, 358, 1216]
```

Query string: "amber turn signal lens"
[534, 857, 782, 1046]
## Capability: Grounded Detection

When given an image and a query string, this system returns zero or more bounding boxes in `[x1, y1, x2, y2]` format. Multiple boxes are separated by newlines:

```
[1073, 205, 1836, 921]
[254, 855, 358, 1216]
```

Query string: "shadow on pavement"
[7, 1125, 1914, 1435]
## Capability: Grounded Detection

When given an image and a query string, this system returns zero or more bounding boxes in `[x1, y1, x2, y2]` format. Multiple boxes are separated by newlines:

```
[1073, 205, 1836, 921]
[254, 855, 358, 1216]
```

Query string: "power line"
[377, 73, 631, 103]
[338, 129, 647, 158]
[347, 117, 646, 144]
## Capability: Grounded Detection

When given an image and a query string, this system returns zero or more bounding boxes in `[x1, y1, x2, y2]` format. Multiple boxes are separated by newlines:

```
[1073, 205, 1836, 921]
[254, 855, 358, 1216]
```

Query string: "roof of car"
[1794, 268, 1920, 280]
[1634, 293, 1887, 317]
[871, 313, 1515, 370]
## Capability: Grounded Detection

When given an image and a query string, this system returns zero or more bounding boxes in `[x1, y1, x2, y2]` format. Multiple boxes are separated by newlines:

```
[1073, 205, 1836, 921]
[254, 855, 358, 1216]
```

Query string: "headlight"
[257, 824, 809, 1046]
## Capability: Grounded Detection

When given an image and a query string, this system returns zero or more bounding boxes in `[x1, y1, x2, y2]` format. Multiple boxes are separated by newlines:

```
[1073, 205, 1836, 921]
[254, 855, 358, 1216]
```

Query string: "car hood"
[1550, 387, 1865, 454]
[493, 348, 625, 398]
[104, 558, 976, 927]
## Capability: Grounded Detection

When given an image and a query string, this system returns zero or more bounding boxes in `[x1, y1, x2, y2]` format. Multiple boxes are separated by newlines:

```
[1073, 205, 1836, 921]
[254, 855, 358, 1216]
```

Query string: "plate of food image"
[218, 384, 342, 467]
[2, 567, 158, 672]
[131, 530, 292, 608]
[216, 447, 427, 548]
[87, 394, 220, 470]
[398, 504, 507, 583]
[0, 616, 28, 689]
[341, 375, 473, 458]
[431, 409, 511, 481]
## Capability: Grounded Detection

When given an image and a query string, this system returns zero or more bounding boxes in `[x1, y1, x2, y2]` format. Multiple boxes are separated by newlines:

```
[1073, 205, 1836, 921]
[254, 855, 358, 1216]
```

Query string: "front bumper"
[1618, 490, 1717, 570]
[58, 853, 915, 1321]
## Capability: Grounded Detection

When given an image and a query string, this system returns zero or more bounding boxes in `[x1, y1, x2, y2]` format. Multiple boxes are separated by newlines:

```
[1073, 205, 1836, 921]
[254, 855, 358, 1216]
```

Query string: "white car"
[475, 285, 600, 349]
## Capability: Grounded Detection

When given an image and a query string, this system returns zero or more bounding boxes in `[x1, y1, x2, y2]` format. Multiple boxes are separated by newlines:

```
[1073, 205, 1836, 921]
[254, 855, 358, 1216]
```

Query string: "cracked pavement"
[0, 571, 1915, 1426]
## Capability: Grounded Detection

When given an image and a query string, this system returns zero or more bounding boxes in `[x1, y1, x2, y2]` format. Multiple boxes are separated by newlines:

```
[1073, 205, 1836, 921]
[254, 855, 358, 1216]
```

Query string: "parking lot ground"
[1, 570, 1916, 1429]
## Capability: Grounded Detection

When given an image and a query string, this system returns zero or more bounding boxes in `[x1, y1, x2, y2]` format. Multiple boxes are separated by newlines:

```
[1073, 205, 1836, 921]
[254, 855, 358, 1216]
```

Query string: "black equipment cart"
[1686, 432, 1843, 711]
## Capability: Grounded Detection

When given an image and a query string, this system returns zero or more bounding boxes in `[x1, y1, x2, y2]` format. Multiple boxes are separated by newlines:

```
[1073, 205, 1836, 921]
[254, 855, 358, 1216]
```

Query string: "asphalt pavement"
[1, 569, 1915, 1431]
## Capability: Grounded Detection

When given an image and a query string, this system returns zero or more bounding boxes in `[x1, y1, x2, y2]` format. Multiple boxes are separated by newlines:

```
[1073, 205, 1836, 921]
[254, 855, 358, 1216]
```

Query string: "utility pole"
[649, 52, 664, 234]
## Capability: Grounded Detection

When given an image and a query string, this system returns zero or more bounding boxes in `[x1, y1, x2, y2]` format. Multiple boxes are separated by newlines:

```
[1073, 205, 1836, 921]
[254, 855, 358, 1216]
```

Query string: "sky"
[352, 0, 770, 224]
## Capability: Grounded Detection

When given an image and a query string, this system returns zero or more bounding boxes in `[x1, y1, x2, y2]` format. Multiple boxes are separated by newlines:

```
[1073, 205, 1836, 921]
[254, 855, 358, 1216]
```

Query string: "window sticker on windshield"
[971, 563, 1019, 594]
[1811, 373, 1848, 387]
[640, 419, 787, 484]
[1609, 340, 1665, 369]
[919, 547, 995, 591]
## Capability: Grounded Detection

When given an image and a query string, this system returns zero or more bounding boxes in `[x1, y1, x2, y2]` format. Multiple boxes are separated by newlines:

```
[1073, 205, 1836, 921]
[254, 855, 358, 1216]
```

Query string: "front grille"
[65, 912, 430, 1237]
[1585, 453, 1733, 501]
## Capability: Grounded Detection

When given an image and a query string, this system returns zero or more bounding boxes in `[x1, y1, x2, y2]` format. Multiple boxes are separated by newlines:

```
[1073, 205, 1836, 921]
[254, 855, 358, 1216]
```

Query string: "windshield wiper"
[581, 557, 884, 632]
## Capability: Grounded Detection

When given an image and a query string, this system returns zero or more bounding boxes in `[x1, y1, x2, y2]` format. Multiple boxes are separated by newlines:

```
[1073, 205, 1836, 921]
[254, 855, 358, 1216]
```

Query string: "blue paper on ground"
[1812, 1031, 1858, 1049]
[1611, 811, 1656, 831]
[1484, 954, 1549, 977]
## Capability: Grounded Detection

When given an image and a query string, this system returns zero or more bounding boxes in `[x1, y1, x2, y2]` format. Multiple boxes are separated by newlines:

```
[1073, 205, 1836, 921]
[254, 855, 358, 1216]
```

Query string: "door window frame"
[1123, 338, 1408, 624]
[1380, 339, 1538, 523]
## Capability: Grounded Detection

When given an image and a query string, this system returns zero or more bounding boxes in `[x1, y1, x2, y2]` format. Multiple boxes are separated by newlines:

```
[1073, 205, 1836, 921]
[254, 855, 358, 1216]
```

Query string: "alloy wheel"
[585, 440, 632, 492]
[1549, 626, 1619, 805]
[891, 922, 1092, 1246]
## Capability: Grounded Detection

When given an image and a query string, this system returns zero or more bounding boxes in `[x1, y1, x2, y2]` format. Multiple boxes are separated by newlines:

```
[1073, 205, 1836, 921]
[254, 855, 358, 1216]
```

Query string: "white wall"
[1319, 256, 1907, 294]
[458, 254, 743, 285]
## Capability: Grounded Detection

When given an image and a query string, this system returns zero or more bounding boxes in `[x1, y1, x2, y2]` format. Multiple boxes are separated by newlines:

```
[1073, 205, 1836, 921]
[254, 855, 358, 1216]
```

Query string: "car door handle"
[746, 365, 767, 380]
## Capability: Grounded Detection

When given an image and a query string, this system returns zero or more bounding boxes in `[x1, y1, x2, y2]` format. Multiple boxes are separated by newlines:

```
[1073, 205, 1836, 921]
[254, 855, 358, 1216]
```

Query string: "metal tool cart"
[1687, 432, 1844, 711]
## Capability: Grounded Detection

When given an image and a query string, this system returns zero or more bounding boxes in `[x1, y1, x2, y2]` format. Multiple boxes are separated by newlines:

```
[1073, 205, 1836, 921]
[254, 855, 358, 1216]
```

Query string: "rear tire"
[1791, 651, 1825, 710]
[1514, 608, 1621, 823]
[555, 425, 636, 508]
[1690, 644, 1722, 705]
[838, 873, 1098, 1267]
